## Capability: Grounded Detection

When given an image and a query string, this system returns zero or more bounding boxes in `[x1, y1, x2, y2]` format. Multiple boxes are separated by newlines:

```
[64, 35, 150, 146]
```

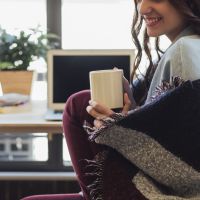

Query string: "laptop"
[45, 49, 135, 121]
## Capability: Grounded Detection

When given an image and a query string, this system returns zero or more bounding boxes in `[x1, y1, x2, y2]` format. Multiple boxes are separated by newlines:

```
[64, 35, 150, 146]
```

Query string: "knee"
[63, 90, 91, 121]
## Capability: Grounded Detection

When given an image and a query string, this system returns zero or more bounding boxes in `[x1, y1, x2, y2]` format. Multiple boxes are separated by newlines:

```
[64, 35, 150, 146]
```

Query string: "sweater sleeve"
[146, 36, 200, 103]
[170, 36, 200, 81]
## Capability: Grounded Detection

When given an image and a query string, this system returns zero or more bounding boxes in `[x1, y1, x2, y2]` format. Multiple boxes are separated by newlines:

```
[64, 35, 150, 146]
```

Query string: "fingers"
[123, 77, 137, 109]
[87, 94, 131, 118]
[123, 76, 130, 90]
[88, 100, 114, 116]
[93, 119, 104, 128]
[86, 105, 106, 119]
[122, 93, 131, 114]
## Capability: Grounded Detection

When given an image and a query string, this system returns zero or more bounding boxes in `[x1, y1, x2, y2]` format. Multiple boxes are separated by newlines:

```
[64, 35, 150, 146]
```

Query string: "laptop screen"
[47, 49, 135, 110]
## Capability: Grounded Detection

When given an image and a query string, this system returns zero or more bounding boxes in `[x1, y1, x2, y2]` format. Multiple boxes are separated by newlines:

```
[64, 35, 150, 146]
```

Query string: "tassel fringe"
[84, 151, 109, 200]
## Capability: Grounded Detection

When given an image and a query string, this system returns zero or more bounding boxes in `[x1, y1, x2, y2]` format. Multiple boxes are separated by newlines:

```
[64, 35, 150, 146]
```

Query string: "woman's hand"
[123, 76, 137, 110]
[86, 92, 132, 128]
[86, 67, 136, 128]
[113, 67, 136, 110]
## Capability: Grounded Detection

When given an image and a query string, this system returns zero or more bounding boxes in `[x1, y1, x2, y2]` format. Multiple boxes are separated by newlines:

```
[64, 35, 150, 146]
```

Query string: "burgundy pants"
[63, 90, 104, 199]
[63, 90, 146, 200]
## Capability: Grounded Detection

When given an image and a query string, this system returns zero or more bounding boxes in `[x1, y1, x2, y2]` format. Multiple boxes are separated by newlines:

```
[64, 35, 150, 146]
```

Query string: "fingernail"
[86, 106, 92, 113]
[89, 100, 97, 107]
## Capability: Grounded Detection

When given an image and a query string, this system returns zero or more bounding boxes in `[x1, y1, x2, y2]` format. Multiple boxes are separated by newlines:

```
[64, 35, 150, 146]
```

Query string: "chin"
[147, 30, 163, 38]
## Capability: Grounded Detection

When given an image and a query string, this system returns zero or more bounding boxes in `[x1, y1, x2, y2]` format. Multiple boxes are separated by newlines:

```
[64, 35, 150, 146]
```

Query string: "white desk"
[0, 100, 63, 134]
[0, 81, 71, 181]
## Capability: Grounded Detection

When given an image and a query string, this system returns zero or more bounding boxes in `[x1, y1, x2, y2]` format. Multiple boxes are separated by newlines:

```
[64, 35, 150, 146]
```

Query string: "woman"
[63, 0, 200, 199]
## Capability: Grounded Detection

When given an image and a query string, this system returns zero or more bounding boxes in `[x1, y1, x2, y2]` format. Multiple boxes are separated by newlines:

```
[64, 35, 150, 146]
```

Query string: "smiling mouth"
[145, 17, 162, 27]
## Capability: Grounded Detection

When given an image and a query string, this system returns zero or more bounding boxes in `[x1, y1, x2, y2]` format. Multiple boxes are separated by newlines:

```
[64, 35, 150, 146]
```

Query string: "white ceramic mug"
[89, 69, 124, 109]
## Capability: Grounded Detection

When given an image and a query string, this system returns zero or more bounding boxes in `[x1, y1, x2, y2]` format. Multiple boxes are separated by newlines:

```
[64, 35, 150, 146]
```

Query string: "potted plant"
[0, 26, 59, 95]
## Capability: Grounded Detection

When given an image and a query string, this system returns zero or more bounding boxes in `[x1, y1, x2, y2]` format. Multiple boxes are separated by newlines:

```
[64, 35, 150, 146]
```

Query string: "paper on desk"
[0, 93, 29, 107]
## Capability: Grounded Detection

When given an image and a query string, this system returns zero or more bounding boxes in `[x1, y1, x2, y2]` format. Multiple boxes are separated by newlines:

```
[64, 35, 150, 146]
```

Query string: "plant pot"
[0, 70, 35, 95]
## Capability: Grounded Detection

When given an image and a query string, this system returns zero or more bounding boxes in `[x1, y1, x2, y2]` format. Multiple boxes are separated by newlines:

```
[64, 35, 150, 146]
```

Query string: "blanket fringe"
[151, 76, 184, 101]
[83, 113, 126, 141]
[84, 150, 109, 200]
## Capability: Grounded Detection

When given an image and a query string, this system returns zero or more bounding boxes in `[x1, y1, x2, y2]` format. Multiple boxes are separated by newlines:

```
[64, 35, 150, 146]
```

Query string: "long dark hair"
[131, 0, 200, 105]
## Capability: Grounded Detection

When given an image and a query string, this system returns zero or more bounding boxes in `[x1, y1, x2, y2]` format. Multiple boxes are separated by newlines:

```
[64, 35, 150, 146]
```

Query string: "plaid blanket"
[84, 78, 200, 200]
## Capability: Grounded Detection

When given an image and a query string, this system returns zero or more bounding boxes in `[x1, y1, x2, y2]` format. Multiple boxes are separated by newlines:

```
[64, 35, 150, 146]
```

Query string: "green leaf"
[0, 27, 60, 71]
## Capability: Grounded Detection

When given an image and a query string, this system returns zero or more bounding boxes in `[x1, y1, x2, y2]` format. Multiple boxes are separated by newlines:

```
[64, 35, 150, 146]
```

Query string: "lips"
[144, 17, 162, 27]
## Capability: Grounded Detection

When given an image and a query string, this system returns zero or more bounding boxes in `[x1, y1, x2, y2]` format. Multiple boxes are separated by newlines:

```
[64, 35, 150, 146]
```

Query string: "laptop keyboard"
[45, 110, 63, 121]
[54, 110, 63, 114]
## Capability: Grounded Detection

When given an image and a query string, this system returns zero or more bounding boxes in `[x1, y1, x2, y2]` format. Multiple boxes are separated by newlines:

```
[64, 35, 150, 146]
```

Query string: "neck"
[167, 23, 191, 42]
